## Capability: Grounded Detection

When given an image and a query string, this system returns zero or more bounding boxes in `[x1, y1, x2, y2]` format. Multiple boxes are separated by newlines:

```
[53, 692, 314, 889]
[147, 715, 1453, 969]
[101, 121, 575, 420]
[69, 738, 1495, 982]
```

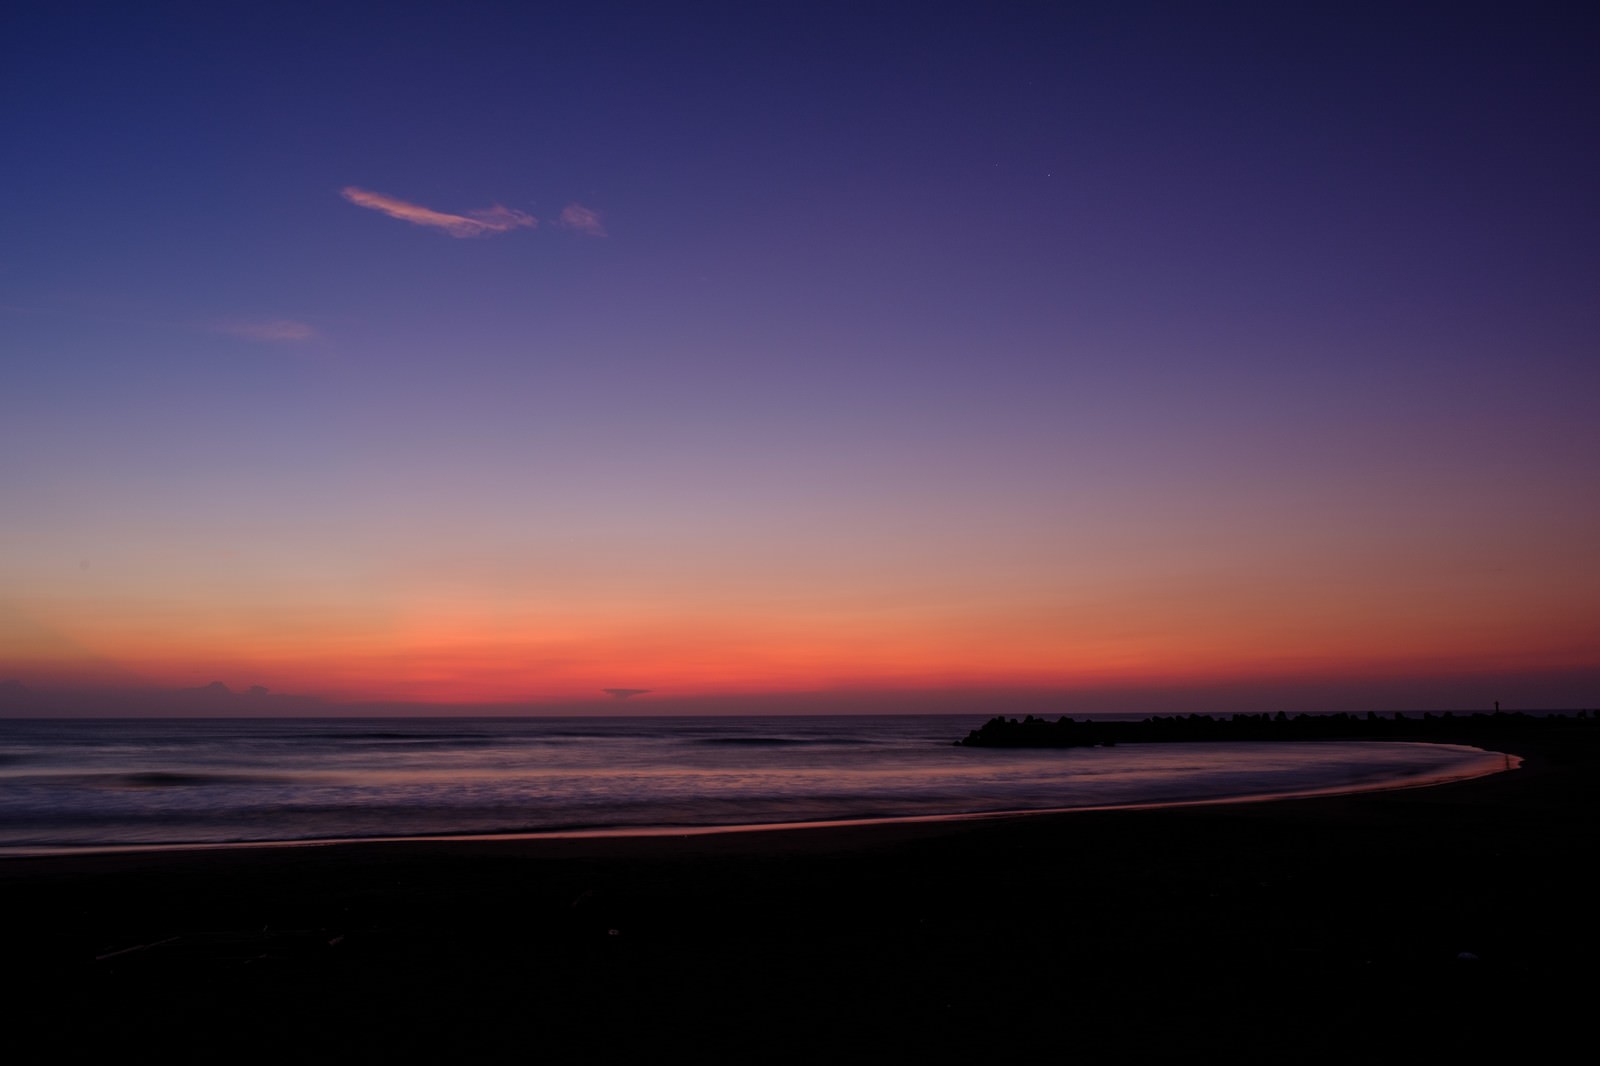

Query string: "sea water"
[0, 715, 1510, 851]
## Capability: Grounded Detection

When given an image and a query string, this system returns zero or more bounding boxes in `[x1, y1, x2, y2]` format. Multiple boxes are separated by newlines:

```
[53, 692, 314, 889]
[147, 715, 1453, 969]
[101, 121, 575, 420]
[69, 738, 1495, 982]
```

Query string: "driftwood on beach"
[957, 709, 1597, 748]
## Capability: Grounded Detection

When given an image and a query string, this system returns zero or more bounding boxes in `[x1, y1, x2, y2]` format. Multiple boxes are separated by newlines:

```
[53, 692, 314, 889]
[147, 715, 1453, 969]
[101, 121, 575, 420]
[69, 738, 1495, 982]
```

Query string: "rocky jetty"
[957, 709, 1597, 747]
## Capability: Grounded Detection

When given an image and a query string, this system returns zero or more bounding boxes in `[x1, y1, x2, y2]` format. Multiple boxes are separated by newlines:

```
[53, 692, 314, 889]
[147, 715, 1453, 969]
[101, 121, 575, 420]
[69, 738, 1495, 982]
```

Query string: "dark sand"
[8, 727, 1596, 1063]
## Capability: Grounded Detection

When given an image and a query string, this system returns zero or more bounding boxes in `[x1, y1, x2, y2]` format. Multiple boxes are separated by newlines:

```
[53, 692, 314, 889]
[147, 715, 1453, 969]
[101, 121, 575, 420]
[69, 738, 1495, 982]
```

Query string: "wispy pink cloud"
[556, 203, 607, 237]
[340, 186, 537, 238]
[211, 318, 318, 342]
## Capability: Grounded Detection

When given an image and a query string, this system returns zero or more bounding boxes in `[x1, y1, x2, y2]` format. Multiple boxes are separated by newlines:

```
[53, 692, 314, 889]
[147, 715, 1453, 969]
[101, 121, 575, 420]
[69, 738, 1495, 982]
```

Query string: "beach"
[7, 725, 1595, 1063]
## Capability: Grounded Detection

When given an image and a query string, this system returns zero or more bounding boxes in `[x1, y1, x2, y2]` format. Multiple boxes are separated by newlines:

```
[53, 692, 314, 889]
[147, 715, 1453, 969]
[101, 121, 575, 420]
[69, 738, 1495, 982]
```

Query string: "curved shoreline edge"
[8, 727, 1592, 1065]
[0, 740, 1518, 859]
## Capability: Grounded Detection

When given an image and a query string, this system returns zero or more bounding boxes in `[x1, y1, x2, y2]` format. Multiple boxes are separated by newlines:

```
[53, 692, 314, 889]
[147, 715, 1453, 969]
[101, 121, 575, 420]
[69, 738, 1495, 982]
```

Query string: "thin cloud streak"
[211, 318, 318, 342]
[557, 203, 606, 236]
[340, 186, 537, 238]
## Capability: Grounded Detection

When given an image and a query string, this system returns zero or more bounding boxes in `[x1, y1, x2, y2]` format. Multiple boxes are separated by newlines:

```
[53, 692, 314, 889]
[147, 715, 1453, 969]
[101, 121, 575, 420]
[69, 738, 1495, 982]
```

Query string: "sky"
[2, 2, 1597, 715]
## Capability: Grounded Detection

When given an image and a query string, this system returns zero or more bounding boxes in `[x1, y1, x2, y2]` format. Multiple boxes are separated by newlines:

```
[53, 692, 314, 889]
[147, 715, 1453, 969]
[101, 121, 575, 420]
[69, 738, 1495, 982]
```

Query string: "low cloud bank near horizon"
[0, 678, 323, 716]
[340, 186, 537, 238]
[6, 670, 1599, 719]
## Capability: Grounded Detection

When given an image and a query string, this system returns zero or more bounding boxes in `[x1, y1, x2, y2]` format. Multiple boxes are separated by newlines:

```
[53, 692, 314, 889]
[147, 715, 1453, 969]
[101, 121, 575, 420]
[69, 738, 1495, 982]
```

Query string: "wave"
[294, 731, 499, 744]
[0, 717, 1517, 852]
[103, 771, 296, 789]
[691, 736, 879, 746]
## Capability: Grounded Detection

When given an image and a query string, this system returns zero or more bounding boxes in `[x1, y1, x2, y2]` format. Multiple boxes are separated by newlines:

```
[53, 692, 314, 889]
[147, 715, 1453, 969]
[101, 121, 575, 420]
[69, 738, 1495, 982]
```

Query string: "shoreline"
[0, 738, 1515, 860]
[7, 730, 1594, 1062]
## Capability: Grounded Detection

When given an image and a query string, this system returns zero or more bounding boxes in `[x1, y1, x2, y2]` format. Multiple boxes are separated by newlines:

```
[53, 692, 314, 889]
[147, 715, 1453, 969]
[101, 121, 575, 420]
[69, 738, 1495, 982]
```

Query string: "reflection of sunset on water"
[0, 716, 1516, 852]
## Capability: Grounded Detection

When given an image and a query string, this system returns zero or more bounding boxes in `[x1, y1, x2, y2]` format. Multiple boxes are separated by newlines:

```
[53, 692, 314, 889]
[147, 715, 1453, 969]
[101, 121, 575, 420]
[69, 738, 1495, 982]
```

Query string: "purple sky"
[2, 3, 1596, 714]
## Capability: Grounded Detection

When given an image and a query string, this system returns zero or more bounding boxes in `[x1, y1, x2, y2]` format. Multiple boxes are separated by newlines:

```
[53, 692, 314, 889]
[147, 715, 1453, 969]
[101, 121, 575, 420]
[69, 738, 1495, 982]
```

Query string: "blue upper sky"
[3, 2, 1597, 712]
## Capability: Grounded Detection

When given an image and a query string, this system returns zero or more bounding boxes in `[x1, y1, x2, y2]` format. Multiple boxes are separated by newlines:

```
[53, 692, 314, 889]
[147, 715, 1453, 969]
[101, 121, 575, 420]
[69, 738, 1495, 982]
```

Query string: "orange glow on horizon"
[7, 579, 1595, 705]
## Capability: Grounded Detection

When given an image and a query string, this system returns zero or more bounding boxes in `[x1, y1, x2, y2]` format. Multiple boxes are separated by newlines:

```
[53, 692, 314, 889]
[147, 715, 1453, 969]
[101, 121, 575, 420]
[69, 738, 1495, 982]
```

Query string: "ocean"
[0, 715, 1510, 852]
